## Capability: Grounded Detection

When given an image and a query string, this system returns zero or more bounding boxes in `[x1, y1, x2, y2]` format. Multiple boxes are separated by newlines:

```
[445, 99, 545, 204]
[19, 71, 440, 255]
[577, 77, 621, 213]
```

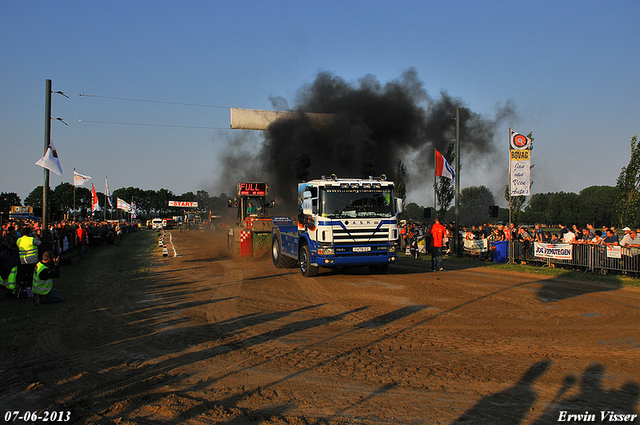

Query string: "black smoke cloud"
[217, 68, 515, 208]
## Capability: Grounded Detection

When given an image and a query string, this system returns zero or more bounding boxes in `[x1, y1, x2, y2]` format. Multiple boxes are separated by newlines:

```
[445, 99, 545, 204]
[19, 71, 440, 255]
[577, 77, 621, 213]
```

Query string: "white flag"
[35, 140, 63, 176]
[105, 177, 114, 207]
[74, 170, 92, 187]
[117, 198, 133, 212]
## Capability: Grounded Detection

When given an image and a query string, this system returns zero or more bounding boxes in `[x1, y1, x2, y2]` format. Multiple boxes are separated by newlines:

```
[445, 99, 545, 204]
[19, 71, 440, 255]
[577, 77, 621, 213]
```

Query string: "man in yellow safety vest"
[0, 252, 19, 297]
[32, 251, 64, 305]
[16, 227, 42, 285]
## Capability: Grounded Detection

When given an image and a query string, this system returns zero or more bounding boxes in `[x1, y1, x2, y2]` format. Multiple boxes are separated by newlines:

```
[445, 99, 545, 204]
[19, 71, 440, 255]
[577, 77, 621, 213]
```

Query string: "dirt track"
[2, 230, 640, 424]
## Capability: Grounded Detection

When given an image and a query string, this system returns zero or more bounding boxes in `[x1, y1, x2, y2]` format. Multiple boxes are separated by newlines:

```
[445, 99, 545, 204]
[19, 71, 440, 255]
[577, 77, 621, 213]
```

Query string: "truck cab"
[271, 175, 402, 276]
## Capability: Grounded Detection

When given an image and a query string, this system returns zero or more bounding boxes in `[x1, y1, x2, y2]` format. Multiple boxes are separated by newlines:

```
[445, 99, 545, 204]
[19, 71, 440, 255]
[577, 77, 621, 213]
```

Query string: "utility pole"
[42, 79, 52, 239]
[454, 107, 461, 256]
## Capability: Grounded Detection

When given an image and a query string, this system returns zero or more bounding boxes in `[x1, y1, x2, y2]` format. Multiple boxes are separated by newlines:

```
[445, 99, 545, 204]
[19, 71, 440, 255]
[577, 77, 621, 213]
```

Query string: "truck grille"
[332, 225, 389, 245]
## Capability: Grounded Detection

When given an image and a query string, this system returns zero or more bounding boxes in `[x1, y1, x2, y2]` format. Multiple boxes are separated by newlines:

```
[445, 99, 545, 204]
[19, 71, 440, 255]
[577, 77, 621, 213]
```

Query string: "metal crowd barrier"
[511, 241, 640, 275]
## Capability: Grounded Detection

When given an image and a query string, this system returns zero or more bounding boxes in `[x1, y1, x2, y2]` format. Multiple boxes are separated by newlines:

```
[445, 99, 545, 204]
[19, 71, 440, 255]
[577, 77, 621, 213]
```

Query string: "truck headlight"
[318, 246, 334, 256]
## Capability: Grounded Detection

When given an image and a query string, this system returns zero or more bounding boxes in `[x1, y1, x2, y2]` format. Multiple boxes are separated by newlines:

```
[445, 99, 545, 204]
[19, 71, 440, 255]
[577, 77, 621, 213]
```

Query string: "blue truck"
[271, 175, 403, 277]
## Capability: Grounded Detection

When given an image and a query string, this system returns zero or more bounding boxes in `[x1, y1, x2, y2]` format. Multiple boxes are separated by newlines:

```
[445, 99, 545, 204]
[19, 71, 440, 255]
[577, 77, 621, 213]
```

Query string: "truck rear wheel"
[272, 235, 284, 268]
[272, 235, 297, 268]
[300, 244, 319, 277]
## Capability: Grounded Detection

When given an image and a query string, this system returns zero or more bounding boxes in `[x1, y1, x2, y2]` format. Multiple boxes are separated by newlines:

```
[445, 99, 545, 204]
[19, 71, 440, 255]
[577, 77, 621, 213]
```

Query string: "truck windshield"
[321, 189, 395, 218]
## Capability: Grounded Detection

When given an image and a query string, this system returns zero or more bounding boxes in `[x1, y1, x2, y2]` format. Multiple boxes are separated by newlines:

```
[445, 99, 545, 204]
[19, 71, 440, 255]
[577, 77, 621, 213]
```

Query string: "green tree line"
[399, 185, 620, 227]
[3, 184, 230, 220]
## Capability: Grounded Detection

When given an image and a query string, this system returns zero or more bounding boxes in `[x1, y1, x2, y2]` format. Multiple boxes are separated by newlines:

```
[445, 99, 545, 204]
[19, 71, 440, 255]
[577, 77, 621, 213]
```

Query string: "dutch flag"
[435, 149, 455, 182]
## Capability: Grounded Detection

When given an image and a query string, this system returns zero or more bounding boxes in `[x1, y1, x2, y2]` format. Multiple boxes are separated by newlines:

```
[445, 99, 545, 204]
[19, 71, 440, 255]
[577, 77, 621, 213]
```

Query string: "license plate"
[353, 246, 371, 252]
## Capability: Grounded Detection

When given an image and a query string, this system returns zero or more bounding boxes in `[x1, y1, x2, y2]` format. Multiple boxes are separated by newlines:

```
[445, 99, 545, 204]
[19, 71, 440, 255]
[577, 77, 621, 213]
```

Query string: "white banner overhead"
[230, 108, 343, 131]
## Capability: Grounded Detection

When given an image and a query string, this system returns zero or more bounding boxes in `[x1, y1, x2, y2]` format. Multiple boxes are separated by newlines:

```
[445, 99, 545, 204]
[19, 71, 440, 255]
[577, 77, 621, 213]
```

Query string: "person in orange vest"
[16, 227, 42, 286]
[399, 225, 407, 250]
[429, 217, 446, 271]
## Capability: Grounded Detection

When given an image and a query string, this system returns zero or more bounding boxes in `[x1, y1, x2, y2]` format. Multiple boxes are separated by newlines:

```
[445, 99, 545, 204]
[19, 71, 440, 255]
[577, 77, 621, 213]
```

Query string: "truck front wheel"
[300, 244, 319, 277]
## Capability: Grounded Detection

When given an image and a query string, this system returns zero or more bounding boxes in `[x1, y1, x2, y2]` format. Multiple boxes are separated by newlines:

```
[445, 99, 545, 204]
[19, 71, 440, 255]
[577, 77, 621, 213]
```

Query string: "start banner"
[168, 201, 198, 208]
[534, 243, 573, 260]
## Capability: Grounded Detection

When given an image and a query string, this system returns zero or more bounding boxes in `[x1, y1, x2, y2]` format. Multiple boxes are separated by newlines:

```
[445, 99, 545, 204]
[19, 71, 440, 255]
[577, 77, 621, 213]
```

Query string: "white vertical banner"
[510, 150, 531, 196]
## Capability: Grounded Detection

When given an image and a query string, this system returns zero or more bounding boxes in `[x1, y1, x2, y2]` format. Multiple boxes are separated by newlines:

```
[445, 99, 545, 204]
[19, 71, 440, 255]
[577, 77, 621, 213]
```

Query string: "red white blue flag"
[91, 183, 102, 212]
[435, 149, 455, 181]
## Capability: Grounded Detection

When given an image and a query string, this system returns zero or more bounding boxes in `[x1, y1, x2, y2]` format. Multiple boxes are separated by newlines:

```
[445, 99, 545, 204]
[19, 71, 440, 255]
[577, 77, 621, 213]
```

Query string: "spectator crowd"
[1, 218, 138, 301]
[399, 219, 640, 267]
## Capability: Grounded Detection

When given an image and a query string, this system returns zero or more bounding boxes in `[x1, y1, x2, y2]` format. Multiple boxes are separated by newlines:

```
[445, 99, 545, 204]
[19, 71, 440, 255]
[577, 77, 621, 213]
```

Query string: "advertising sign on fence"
[464, 239, 488, 253]
[606, 245, 622, 259]
[534, 243, 573, 260]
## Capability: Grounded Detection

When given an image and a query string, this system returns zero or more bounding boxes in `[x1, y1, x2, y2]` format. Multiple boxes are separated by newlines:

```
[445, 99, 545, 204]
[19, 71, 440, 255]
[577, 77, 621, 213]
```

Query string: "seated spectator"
[0, 251, 19, 296]
[32, 251, 64, 305]
[549, 234, 560, 244]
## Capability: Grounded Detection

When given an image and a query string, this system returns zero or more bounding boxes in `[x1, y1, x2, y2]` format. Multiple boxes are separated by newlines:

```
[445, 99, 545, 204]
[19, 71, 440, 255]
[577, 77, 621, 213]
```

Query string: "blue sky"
[2, 0, 639, 206]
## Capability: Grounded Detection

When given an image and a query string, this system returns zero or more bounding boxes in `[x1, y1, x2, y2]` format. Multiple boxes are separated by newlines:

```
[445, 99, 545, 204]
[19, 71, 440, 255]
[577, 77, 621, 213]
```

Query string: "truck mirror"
[396, 198, 403, 213]
[301, 191, 313, 215]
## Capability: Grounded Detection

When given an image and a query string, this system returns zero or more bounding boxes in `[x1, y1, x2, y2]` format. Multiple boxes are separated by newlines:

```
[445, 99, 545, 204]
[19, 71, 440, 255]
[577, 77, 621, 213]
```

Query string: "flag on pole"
[35, 140, 63, 176]
[117, 198, 133, 213]
[105, 177, 114, 207]
[435, 149, 455, 181]
[91, 183, 102, 212]
[74, 170, 92, 186]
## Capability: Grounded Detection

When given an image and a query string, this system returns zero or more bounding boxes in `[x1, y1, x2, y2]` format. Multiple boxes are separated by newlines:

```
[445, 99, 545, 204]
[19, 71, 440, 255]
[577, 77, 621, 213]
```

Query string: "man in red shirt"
[76, 224, 88, 259]
[429, 217, 446, 271]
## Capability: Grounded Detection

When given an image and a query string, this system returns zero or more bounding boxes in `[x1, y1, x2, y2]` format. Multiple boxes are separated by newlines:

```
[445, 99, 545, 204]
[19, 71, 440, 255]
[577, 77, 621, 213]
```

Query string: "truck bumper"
[312, 253, 398, 268]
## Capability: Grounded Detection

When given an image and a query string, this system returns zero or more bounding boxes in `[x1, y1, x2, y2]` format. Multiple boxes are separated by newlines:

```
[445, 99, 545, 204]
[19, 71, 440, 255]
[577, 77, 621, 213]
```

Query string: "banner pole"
[454, 108, 460, 257]
[42, 79, 52, 237]
[433, 147, 437, 216]
[508, 128, 513, 264]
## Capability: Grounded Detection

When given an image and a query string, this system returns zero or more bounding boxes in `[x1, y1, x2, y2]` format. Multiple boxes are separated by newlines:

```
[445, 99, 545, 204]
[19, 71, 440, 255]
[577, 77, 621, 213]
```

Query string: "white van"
[152, 218, 163, 230]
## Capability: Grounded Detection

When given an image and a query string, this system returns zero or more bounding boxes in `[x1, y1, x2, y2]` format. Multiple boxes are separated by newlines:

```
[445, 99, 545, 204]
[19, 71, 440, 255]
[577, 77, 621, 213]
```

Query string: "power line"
[78, 119, 230, 130]
[75, 92, 231, 109]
